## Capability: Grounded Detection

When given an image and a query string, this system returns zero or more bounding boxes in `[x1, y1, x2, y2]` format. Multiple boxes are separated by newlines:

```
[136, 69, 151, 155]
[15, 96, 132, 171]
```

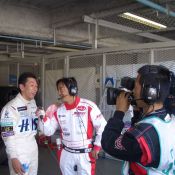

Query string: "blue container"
[22, 163, 29, 173]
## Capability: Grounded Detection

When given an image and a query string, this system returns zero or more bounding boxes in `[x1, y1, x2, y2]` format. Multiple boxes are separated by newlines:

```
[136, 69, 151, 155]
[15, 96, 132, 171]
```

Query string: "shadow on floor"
[0, 146, 122, 175]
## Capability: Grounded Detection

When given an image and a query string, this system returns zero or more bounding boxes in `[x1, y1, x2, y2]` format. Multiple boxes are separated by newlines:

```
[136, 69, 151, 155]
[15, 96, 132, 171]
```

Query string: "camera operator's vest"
[122, 114, 175, 175]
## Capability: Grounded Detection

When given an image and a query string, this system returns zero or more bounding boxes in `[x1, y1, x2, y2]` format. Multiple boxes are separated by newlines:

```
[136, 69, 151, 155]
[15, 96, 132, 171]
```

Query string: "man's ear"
[19, 84, 25, 92]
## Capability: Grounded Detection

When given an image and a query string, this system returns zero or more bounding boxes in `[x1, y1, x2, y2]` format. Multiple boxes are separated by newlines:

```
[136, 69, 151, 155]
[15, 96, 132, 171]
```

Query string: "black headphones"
[67, 78, 78, 96]
[141, 80, 160, 104]
[140, 65, 170, 105]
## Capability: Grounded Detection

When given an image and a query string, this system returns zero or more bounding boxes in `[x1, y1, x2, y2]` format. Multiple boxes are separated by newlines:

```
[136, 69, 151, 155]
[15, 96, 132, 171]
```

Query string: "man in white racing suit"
[38, 77, 107, 175]
[1, 72, 38, 175]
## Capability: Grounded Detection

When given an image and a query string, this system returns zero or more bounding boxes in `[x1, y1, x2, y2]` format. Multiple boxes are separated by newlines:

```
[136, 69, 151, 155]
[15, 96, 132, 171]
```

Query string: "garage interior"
[0, 0, 175, 174]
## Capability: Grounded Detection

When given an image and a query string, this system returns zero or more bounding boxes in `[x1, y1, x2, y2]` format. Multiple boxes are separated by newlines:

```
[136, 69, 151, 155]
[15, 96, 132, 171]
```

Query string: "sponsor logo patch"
[1, 125, 14, 137]
[4, 111, 9, 118]
[77, 106, 86, 111]
[63, 132, 70, 136]
[17, 106, 27, 111]
[74, 112, 86, 116]
[114, 135, 126, 151]
[2, 131, 14, 137]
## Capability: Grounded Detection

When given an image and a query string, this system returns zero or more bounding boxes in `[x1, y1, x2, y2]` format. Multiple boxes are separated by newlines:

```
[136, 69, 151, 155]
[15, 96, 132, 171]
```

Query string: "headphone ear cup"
[142, 84, 159, 104]
[69, 84, 78, 96]
[67, 78, 78, 96]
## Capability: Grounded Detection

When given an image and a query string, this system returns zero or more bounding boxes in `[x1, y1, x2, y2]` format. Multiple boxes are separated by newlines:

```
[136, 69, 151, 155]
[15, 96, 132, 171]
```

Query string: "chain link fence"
[45, 45, 175, 119]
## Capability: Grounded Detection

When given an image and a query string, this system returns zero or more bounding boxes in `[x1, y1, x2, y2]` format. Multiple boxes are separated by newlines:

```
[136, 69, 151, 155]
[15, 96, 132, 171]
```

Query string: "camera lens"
[107, 88, 121, 105]
[107, 77, 135, 105]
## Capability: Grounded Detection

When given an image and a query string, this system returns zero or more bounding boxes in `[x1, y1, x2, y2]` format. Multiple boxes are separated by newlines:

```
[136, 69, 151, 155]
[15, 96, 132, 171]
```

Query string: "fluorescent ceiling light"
[120, 12, 167, 29]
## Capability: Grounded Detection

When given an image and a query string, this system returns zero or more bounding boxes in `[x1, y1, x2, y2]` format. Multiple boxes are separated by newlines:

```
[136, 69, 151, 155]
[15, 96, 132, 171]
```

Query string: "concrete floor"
[0, 146, 122, 175]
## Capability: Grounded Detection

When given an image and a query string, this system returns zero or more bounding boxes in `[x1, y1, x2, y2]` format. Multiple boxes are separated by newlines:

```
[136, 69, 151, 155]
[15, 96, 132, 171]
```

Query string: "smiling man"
[38, 77, 107, 175]
[0, 72, 38, 175]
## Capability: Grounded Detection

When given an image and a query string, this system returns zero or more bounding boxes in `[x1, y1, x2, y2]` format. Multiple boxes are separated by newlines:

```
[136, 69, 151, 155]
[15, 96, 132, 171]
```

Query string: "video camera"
[107, 77, 135, 105]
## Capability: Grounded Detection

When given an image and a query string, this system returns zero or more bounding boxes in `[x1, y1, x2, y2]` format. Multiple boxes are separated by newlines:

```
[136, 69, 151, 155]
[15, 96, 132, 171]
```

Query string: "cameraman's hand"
[116, 91, 130, 112]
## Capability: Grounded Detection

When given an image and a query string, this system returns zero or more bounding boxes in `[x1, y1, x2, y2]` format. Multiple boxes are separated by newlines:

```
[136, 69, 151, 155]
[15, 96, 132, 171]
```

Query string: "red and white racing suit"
[39, 96, 107, 175]
[0, 93, 38, 175]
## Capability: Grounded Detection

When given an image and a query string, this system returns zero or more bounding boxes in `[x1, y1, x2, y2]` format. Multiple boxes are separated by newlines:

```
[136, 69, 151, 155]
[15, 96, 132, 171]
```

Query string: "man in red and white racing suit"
[1, 72, 38, 175]
[38, 77, 106, 175]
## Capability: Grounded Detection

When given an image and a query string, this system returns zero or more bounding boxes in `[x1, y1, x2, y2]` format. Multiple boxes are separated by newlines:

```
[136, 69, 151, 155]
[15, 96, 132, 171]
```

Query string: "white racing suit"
[0, 93, 38, 175]
[39, 96, 107, 175]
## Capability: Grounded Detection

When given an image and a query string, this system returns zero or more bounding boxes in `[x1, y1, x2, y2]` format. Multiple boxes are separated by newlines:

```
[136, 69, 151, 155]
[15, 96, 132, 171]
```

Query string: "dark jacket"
[101, 108, 167, 174]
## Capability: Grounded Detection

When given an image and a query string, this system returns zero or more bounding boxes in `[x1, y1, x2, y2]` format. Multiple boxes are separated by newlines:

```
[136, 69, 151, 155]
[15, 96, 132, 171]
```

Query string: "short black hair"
[138, 65, 171, 102]
[18, 72, 37, 87]
[56, 77, 78, 90]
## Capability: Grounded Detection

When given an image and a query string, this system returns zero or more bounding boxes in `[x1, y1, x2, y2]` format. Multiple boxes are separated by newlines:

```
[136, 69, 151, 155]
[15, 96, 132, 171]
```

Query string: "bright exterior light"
[120, 12, 167, 29]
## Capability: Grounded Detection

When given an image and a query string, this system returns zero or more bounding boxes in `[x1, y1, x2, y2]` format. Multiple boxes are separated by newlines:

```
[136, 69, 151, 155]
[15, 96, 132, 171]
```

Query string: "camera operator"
[101, 65, 175, 175]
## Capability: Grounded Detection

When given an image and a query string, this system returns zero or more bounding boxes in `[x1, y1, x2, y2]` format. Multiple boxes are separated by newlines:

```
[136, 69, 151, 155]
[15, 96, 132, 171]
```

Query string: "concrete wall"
[0, 2, 52, 39]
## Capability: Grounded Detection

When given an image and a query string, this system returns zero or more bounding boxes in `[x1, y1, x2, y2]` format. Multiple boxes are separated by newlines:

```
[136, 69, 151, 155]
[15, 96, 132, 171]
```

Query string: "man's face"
[57, 82, 70, 102]
[20, 78, 38, 101]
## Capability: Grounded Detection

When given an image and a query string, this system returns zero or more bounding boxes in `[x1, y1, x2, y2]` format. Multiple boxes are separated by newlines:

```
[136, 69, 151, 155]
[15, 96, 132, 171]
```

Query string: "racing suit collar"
[64, 96, 80, 110]
[17, 93, 31, 104]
